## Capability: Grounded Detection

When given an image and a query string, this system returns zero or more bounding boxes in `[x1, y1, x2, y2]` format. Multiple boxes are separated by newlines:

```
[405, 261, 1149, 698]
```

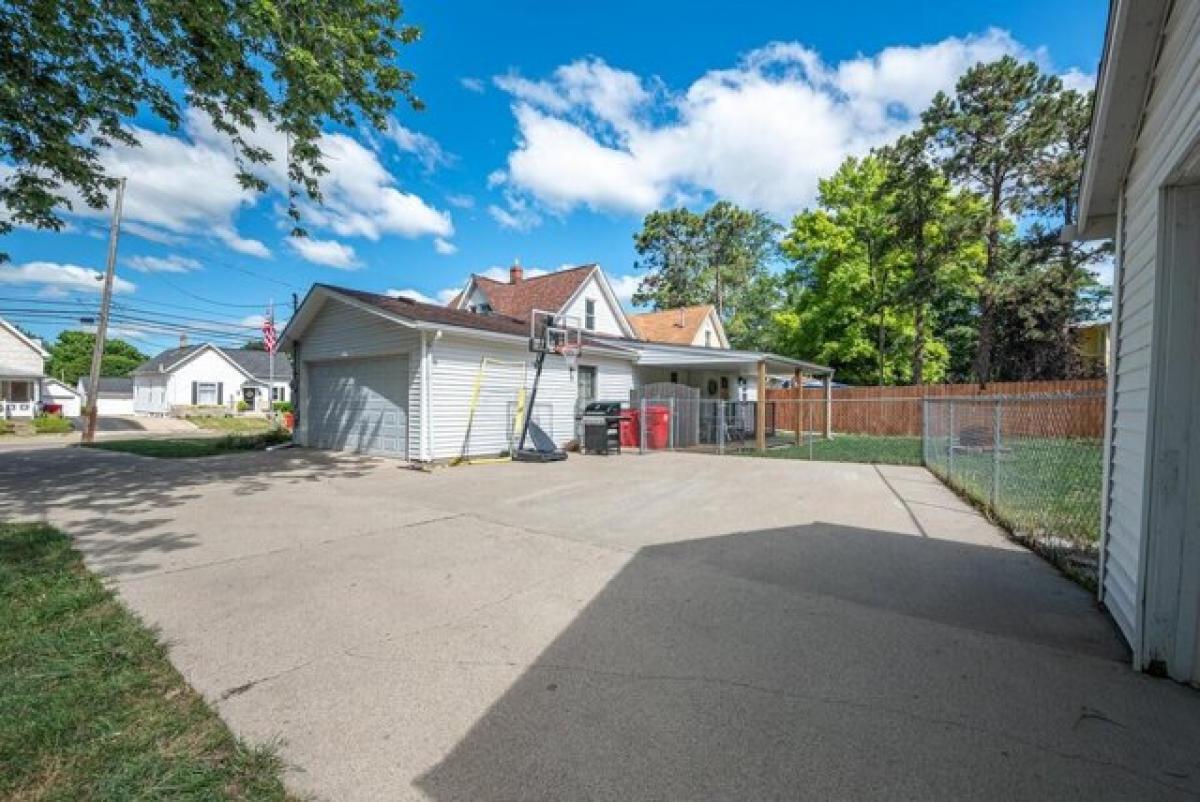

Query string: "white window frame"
[197, 382, 219, 405]
[584, 299, 596, 331]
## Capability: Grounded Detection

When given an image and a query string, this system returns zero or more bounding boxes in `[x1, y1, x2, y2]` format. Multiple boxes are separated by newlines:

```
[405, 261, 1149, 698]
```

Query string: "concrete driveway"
[1, 447, 1198, 800]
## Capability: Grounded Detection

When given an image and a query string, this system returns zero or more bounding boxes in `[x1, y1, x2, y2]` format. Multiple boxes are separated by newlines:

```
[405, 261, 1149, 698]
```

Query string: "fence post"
[717, 400, 726, 455]
[921, 399, 928, 466]
[991, 397, 1002, 508]
[668, 397, 675, 451]
[639, 397, 647, 455]
[947, 400, 956, 483]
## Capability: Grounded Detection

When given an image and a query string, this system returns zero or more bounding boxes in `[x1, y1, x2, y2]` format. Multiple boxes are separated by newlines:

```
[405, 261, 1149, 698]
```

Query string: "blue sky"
[0, 0, 1109, 355]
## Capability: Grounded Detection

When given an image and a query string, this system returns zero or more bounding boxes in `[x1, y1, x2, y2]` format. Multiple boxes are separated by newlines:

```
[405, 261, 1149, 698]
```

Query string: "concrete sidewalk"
[1, 448, 1197, 800]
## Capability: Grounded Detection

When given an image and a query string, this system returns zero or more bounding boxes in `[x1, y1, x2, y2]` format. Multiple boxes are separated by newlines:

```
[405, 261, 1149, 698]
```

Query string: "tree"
[45, 330, 147, 385]
[878, 133, 986, 384]
[992, 89, 1113, 380]
[0, 0, 421, 253]
[631, 201, 782, 349]
[923, 56, 1062, 384]
[776, 155, 912, 385]
[632, 209, 710, 309]
[242, 338, 267, 351]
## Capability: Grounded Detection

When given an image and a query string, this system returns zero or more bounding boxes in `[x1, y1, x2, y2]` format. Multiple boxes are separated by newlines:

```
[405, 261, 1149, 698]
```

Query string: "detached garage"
[281, 284, 635, 462]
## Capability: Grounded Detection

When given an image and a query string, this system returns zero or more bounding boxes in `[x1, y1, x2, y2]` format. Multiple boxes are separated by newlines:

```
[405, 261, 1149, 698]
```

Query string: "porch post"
[793, 367, 802, 446]
[756, 359, 767, 452]
[823, 372, 833, 440]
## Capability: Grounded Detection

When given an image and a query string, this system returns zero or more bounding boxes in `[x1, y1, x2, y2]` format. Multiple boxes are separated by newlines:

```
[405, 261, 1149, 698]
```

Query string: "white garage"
[306, 357, 409, 457]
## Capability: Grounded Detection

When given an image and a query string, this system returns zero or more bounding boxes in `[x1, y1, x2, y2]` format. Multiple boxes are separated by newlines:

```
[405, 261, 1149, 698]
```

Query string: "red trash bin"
[644, 404, 671, 449]
[619, 409, 640, 447]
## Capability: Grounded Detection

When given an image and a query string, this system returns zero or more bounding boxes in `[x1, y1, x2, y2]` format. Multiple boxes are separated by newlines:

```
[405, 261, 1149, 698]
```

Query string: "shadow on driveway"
[0, 447, 381, 577]
[415, 523, 1199, 801]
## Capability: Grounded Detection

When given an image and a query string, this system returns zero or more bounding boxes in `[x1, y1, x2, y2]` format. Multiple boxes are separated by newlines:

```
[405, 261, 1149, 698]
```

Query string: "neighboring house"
[77, 376, 135, 415]
[629, 305, 730, 349]
[41, 379, 82, 417]
[280, 269, 831, 462]
[132, 344, 292, 415]
[1074, 1, 1200, 685]
[0, 316, 50, 418]
[1072, 320, 1111, 373]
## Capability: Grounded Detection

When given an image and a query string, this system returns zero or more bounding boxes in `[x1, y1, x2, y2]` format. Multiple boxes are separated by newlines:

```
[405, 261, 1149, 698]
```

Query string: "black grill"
[581, 401, 625, 455]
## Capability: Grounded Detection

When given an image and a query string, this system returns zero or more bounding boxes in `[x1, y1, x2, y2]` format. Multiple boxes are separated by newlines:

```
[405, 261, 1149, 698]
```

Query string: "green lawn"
[928, 437, 1102, 544]
[750, 434, 924, 465]
[0, 522, 296, 800]
[737, 432, 1102, 545]
[185, 415, 274, 434]
[89, 431, 290, 459]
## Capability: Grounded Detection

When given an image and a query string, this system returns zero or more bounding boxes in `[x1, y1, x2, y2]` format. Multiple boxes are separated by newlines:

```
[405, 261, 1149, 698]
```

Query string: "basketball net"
[557, 343, 580, 373]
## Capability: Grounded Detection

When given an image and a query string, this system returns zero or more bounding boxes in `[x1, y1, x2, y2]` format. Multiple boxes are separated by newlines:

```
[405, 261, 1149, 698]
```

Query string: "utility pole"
[82, 178, 126, 444]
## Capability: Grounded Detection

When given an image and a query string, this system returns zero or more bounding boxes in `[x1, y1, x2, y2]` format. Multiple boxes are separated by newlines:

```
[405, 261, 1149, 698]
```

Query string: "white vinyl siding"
[1102, 1, 1200, 649]
[293, 296, 422, 459]
[0, 323, 44, 375]
[426, 333, 636, 460]
[561, 274, 626, 337]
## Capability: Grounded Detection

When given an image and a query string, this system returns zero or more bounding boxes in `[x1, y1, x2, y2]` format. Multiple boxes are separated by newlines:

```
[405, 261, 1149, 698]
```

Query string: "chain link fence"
[923, 393, 1104, 553]
[632, 397, 926, 464]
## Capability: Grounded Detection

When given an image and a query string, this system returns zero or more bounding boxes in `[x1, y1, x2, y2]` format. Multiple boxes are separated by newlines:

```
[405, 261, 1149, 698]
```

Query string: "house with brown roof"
[629, 305, 729, 349]
[280, 265, 832, 463]
[449, 263, 638, 340]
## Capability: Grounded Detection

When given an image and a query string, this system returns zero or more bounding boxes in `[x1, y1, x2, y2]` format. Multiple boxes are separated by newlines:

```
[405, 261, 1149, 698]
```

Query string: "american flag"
[262, 310, 278, 354]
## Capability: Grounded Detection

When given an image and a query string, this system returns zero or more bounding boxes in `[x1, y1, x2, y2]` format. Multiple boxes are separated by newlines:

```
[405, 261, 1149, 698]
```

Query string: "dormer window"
[705, 330, 713, 347]
[584, 299, 596, 331]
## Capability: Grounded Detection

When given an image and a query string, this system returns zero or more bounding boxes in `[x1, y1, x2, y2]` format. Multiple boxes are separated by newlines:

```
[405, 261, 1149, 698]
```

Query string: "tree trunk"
[973, 186, 1002, 387]
[912, 303, 926, 385]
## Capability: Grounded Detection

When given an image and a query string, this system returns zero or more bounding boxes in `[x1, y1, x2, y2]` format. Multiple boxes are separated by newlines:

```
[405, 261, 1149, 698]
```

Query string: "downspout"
[421, 330, 440, 462]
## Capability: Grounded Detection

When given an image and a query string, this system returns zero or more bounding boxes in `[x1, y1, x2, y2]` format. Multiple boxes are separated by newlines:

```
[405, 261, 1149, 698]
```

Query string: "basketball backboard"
[530, 309, 582, 355]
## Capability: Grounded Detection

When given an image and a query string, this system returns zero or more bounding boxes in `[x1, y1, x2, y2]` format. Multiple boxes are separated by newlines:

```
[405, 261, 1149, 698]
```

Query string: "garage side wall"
[1102, 1, 1200, 651]
[295, 298, 422, 459]
[427, 337, 636, 460]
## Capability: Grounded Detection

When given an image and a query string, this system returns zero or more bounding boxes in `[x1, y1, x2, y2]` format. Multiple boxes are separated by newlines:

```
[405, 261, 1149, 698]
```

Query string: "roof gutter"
[1074, 0, 1170, 241]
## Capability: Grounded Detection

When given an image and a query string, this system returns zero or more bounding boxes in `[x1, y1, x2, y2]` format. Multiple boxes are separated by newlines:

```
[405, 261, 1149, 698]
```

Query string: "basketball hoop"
[557, 343, 580, 373]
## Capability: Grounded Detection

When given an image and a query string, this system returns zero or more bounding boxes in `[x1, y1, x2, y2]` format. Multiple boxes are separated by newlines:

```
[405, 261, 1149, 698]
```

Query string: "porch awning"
[605, 340, 834, 376]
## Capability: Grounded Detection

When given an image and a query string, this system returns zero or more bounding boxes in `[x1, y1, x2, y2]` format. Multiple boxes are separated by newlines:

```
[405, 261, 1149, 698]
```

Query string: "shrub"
[236, 399, 250, 413]
[0, 419, 14, 435]
[272, 401, 293, 413]
[33, 414, 73, 434]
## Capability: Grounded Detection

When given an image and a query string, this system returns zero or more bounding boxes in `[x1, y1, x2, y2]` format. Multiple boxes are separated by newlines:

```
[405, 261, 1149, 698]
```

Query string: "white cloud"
[1059, 68, 1096, 94]
[125, 254, 201, 273]
[214, 227, 271, 258]
[445, 193, 475, 209]
[21, 109, 451, 257]
[240, 313, 267, 328]
[0, 261, 136, 293]
[488, 191, 542, 231]
[386, 287, 436, 304]
[287, 236, 360, 269]
[491, 30, 1076, 220]
[436, 287, 462, 304]
[607, 273, 642, 305]
[385, 120, 451, 171]
[434, 237, 458, 255]
[460, 77, 486, 94]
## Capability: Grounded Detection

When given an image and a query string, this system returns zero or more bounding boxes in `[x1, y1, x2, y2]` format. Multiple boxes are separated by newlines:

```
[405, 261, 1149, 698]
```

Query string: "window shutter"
[191, 381, 198, 405]
[217, 383, 223, 405]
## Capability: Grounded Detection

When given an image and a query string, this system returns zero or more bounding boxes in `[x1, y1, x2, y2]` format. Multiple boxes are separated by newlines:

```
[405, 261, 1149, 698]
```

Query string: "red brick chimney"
[509, 259, 523, 284]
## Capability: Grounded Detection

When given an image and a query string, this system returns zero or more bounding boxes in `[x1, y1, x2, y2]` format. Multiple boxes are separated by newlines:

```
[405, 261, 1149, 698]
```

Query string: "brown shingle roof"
[629, 305, 717, 345]
[466, 264, 596, 322]
[321, 285, 532, 337]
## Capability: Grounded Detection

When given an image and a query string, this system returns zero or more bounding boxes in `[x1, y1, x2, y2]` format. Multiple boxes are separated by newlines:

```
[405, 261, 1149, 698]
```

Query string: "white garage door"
[307, 357, 409, 457]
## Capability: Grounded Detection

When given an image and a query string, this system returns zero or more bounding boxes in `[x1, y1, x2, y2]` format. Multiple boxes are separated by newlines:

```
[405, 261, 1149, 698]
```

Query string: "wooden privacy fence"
[766, 379, 1107, 439]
